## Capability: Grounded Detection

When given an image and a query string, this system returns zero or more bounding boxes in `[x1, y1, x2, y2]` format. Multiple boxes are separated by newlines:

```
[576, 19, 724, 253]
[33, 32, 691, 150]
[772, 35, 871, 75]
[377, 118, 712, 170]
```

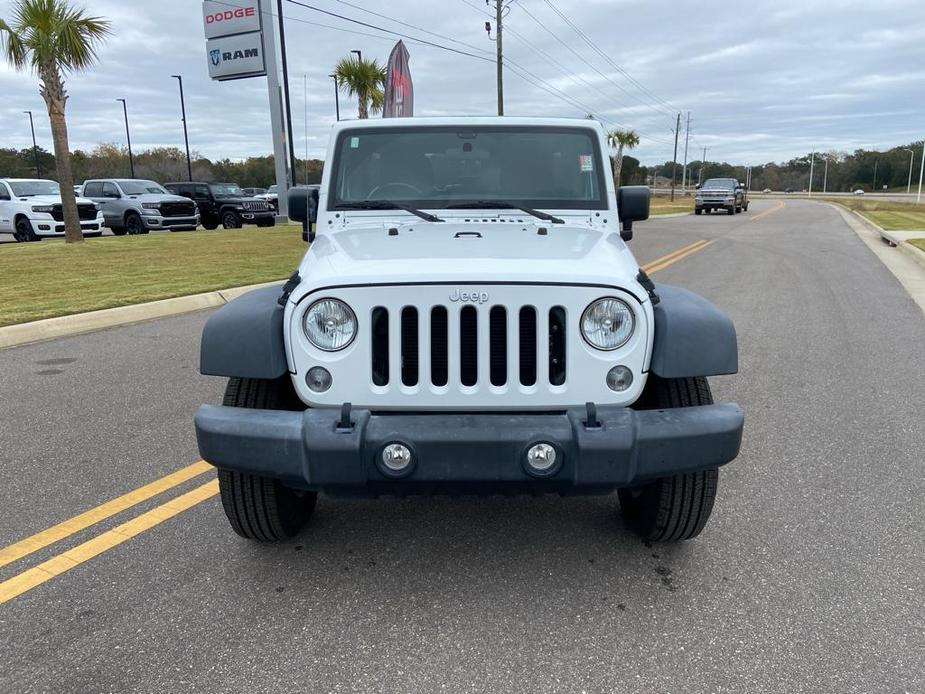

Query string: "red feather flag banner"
[383, 40, 413, 117]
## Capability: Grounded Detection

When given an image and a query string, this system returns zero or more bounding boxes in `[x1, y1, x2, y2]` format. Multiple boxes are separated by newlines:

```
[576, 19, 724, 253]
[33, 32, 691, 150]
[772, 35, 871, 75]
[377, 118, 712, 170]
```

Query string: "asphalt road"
[1, 200, 923, 693]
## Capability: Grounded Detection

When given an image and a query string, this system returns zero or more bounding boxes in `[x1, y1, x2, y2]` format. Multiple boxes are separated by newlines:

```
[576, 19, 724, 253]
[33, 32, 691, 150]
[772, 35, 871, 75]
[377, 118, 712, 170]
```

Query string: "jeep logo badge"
[449, 289, 489, 304]
[210, 49, 221, 66]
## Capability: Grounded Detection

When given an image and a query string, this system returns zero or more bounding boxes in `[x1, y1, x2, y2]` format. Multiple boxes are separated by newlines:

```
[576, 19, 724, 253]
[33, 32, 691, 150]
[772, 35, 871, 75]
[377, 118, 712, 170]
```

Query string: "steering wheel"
[367, 182, 422, 199]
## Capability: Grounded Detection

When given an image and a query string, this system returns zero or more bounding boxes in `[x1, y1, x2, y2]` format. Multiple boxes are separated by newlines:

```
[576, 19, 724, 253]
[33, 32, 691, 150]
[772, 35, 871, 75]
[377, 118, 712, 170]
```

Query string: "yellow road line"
[0, 479, 219, 604]
[643, 239, 714, 274]
[750, 200, 785, 221]
[0, 460, 212, 569]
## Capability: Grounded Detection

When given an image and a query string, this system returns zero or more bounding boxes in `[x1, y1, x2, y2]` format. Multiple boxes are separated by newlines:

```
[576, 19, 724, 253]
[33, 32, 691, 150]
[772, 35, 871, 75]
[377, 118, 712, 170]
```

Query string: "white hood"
[296, 217, 644, 297]
[17, 194, 95, 205]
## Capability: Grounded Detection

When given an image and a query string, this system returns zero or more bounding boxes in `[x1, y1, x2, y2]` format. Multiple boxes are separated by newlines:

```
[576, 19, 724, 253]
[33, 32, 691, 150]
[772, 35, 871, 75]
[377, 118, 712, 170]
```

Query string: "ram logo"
[209, 49, 221, 66]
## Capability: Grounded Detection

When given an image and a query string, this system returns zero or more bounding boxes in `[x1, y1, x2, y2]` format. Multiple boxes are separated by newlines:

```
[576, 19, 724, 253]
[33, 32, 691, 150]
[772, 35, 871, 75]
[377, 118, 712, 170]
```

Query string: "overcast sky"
[1, 0, 923, 166]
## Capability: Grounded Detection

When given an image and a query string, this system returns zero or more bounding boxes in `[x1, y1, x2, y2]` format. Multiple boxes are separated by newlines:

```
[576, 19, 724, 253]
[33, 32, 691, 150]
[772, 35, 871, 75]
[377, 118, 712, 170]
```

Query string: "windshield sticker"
[350, 136, 360, 148]
[579, 154, 593, 172]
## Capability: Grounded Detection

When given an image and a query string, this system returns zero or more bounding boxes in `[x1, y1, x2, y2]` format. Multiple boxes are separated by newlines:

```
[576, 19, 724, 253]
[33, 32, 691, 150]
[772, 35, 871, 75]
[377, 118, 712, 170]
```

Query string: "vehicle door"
[193, 184, 215, 217]
[97, 181, 124, 225]
[0, 181, 13, 232]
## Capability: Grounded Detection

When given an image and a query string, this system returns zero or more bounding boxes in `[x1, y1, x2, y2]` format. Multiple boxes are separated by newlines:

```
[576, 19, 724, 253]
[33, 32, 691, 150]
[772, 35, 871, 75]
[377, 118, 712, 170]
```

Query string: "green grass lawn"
[0, 226, 306, 327]
[650, 196, 693, 215]
[821, 197, 925, 230]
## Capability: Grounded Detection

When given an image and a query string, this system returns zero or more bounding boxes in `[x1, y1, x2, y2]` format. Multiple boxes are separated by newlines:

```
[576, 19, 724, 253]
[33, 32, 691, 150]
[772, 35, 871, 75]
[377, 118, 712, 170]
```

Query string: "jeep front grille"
[242, 200, 269, 211]
[369, 303, 567, 389]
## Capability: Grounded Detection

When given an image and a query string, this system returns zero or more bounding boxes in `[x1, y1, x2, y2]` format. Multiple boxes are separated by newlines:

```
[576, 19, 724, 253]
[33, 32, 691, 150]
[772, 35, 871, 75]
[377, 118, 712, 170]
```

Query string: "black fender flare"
[649, 284, 738, 378]
[200, 285, 288, 379]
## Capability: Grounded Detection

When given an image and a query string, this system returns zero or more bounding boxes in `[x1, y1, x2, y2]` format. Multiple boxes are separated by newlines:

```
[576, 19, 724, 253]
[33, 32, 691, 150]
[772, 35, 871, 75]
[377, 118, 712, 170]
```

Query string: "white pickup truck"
[0, 178, 104, 241]
[193, 117, 744, 544]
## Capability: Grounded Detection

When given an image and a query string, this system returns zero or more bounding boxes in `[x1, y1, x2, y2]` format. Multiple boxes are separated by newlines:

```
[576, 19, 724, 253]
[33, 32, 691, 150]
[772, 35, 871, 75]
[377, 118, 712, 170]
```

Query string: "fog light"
[526, 443, 557, 473]
[381, 443, 412, 472]
[305, 366, 332, 392]
[606, 365, 633, 392]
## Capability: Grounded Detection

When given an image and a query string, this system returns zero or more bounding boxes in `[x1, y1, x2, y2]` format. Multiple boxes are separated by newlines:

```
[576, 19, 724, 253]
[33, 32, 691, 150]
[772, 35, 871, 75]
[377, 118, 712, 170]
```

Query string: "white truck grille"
[288, 284, 650, 410]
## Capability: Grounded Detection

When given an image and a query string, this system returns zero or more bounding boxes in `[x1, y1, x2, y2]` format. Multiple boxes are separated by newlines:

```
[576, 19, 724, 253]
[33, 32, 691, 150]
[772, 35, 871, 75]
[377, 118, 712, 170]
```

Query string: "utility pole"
[24, 110, 40, 177]
[171, 75, 193, 181]
[808, 150, 815, 196]
[277, 0, 297, 186]
[116, 99, 135, 178]
[670, 112, 680, 201]
[304, 73, 309, 184]
[822, 155, 829, 194]
[872, 158, 878, 192]
[681, 111, 690, 191]
[486, 1, 505, 116]
[698, 146, 707, 186]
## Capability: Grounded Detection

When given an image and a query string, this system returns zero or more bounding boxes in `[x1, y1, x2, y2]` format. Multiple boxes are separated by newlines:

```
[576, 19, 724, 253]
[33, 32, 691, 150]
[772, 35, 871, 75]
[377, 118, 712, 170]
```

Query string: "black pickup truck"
[164, 181, 275, 229]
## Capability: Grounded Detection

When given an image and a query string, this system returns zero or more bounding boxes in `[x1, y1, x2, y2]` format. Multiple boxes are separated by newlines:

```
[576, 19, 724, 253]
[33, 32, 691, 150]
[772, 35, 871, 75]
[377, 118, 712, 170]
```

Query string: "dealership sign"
[202, 0, 261, 39]
[202, 0, 266, 81]
[206, 32, 266, 81]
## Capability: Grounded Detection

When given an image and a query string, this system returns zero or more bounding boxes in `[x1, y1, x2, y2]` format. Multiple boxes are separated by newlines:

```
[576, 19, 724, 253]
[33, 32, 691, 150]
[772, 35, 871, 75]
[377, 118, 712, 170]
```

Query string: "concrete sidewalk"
[0, 280, 283, 350]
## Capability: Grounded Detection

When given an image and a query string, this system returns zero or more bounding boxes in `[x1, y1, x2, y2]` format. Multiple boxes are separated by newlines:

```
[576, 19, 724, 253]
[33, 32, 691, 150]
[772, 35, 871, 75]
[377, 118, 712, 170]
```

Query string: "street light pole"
[903, 148, 914, 195]
[808, 150, 815, 196]
[822, 155, 828, 194]
[23, 110, 40, 177]
[329, 73, 340, 121]
[918, 143, 924, 204]
[351, 49, 362, 62]
[872, 158, 878, 192]
[171, 75, 193, 181]
[116, 99, 135, 178]
[276, 0, 297, 186]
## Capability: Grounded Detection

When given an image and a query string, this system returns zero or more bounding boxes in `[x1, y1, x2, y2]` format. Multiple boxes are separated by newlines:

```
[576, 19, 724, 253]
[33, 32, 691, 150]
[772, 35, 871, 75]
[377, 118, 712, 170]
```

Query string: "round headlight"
[581, 297, 635, 350]
[302, 298, 357, 351]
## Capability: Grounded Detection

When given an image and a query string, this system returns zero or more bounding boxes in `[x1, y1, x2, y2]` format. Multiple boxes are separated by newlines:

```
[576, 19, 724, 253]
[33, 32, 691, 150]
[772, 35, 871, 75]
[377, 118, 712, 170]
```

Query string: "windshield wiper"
[445, 200, 564, 224]
[335, 200, 444, 222]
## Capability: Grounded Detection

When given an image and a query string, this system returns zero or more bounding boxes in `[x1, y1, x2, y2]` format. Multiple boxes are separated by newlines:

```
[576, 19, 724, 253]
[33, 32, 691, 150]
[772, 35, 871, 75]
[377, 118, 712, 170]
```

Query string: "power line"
[536, 0, 677, 116]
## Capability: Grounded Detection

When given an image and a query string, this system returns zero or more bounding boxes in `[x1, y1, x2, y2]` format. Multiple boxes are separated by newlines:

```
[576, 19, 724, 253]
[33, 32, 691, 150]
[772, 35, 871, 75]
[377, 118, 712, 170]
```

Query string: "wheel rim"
[223, 213, 239, 228]
[127, 217, 142, 234]
[16, 220, 33, 241]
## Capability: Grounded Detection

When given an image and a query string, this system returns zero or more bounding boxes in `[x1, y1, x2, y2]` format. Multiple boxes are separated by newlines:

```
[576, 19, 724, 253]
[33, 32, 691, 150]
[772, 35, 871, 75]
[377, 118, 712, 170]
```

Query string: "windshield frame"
[209, 182, 245, 198]
[327, 125, 609, 212]
[701, 178, 737, 190]
[115, 180, 168, 195]
[8, 179, 61, 197]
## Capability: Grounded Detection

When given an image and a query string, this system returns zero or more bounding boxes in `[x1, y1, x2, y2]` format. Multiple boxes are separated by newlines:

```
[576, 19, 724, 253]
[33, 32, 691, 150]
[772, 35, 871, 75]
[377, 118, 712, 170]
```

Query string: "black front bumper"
[195, 404, 743, 495]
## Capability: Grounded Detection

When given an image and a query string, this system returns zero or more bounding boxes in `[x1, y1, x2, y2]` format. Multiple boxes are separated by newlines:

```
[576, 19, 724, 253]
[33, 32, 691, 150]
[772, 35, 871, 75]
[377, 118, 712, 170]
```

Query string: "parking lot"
[1, 199, 922, 692]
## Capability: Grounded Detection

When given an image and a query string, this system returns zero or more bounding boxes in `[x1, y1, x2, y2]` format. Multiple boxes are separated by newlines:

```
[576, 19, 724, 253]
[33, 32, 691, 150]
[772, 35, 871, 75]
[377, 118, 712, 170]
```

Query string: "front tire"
[222, 211, 242, 229]
[216, 377, 315, 542]
[14, 217, 38, 242]
[694, 208, 702, 215]
[619, 376, 719, 542]
[125, 213, 147, 235]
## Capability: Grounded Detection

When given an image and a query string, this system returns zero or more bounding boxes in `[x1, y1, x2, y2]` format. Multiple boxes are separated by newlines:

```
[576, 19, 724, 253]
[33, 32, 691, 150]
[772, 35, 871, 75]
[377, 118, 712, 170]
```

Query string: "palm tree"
[334, 55, 386, 119]
[607, 129, 640, 189]
[1, 0, 110, 243]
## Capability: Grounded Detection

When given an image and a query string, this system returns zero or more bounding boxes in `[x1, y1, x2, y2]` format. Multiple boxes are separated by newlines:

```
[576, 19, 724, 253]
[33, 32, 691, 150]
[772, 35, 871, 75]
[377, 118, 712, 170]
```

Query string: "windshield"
[330, 126, 607, 210]
[8, 180, 60, 197]
[702, 178, 736, 189]
[210, 183, 244, 198]
[117, 180, 168, 195]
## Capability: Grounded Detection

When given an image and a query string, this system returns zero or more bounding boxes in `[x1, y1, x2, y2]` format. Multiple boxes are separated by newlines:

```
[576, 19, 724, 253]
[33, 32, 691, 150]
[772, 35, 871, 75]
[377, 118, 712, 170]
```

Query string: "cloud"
[0, 0, 922, 168]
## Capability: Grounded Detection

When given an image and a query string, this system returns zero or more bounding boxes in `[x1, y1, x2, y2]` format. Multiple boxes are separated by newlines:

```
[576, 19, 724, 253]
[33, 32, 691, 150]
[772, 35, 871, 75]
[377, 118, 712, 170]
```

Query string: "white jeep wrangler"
[194, 117, 743, 543]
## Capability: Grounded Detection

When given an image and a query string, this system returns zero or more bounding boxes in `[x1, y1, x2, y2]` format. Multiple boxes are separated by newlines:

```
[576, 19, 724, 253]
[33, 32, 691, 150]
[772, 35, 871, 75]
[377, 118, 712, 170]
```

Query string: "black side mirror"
[616, 185, 650, 242]
[290, 187, 319, 243]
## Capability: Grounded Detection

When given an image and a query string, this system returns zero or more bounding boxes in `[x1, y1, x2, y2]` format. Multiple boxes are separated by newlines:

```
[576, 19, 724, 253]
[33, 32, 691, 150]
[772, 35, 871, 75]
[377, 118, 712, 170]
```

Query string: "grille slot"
[371, 307, 389, 386]
[460, 306, 478, 387]
[401, 307, 418, 386]
[489, 306, 507, 386]
[519, 306, 537, 386]
[430, 307, 448, 387]
[548, 306, 567, 386]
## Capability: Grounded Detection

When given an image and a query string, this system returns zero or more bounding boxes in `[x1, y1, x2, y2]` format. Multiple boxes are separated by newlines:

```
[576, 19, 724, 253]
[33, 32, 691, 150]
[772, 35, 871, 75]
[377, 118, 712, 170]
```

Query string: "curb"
[0, 280, 284, 350]
[650, 211, 692, 219]
[899, 239, 925, 271]
[827, 202, 925, 270]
